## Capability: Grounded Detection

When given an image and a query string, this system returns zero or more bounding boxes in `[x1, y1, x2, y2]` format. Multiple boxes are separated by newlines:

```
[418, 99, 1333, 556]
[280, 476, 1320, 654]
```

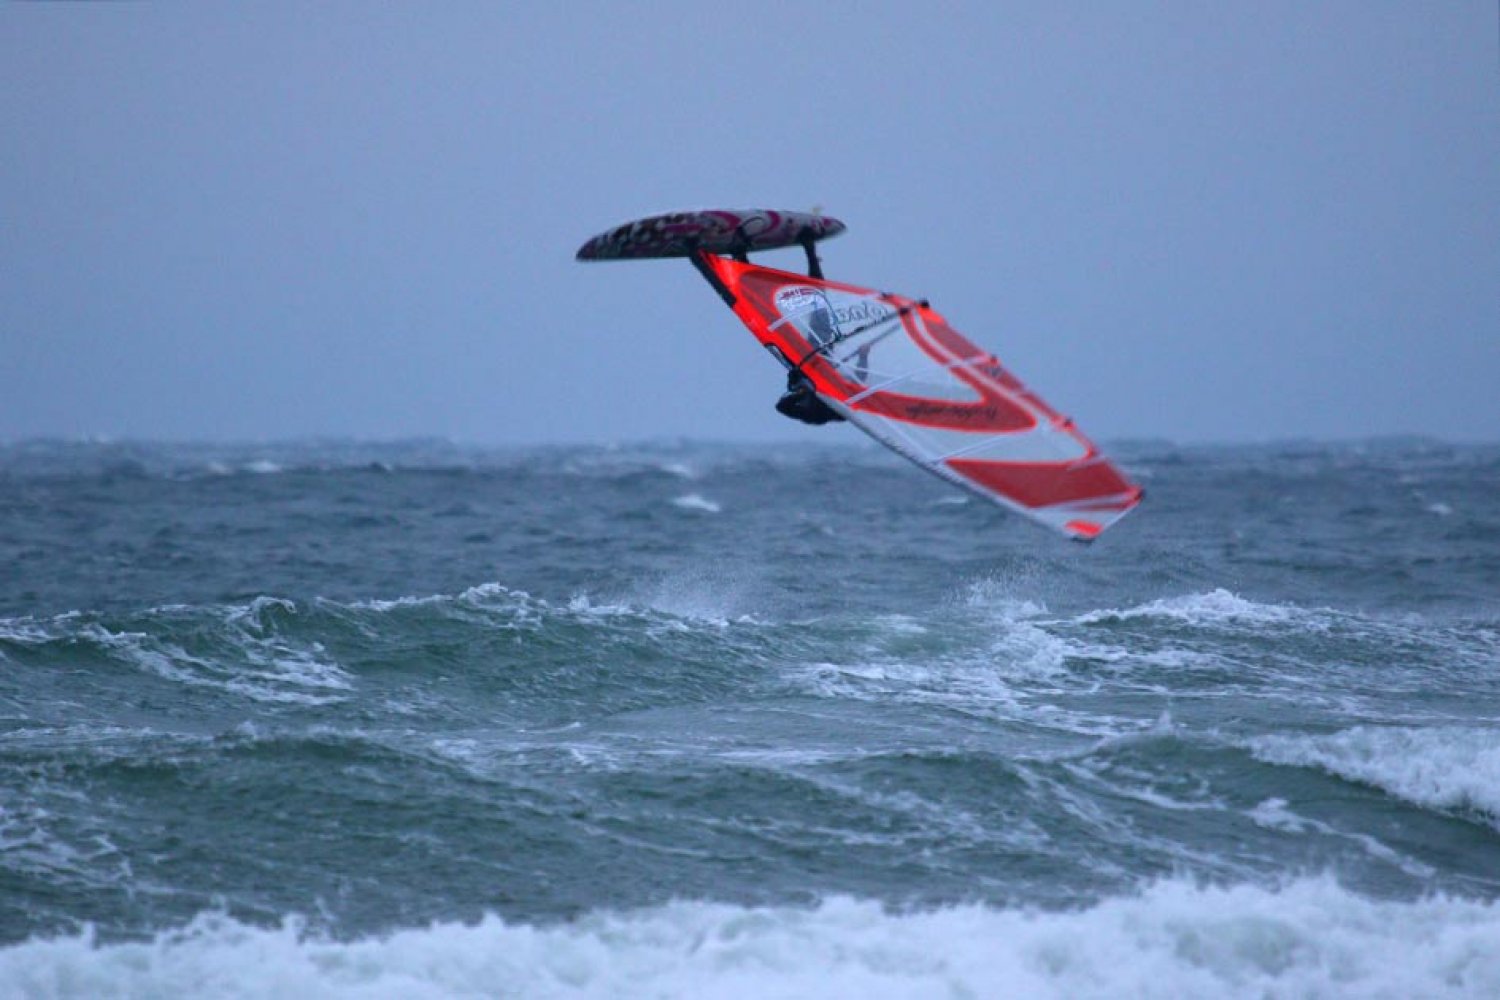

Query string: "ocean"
[1, 437, 1497, 998]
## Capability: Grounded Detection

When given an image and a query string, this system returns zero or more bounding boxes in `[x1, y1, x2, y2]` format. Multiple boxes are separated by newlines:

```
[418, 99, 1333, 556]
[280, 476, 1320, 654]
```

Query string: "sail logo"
[774, 286, 824, 316]
[775, 288, 894, 330]
[830, 301, 894, 328]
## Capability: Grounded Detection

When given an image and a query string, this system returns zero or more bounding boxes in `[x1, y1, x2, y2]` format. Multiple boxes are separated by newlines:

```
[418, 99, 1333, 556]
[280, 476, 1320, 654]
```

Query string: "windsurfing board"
[576, 209, 845, 261]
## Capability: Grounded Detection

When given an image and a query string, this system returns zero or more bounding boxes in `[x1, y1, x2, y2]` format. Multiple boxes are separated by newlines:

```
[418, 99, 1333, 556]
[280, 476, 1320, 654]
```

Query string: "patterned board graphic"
[577, 209, 845, 260]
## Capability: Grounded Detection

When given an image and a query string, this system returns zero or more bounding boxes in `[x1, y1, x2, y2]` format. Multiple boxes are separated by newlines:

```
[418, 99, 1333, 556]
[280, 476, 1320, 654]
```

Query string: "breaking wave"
[2, 878, 1497, 1000]
[1077, 588, 1300, 627]
[1250, 726, 1500, 826]
[671, 493, 722, 513]
[0, 599, 353, 706]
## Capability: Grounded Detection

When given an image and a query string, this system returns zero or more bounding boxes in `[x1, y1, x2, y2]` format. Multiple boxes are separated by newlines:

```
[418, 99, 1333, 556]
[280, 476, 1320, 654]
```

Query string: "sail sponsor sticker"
[774, 286, 823, 316]
[775, 287, 896, 328]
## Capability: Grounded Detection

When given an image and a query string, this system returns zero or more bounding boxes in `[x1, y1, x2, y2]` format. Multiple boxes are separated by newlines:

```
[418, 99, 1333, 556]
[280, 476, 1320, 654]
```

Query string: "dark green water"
[1, 439, 1498, 997]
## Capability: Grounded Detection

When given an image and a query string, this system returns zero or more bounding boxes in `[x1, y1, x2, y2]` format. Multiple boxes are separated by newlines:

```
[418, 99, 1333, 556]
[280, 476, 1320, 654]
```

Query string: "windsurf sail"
[578, 209, 1142, 541]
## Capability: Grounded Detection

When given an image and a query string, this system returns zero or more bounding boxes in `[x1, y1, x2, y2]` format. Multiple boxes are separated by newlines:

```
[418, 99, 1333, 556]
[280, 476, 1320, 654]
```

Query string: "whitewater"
[1, 438, 1497, 998]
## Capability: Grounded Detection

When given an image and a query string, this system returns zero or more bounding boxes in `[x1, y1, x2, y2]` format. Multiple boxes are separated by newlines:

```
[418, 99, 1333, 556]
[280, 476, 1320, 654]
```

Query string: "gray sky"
[3, 3, 1497, 445]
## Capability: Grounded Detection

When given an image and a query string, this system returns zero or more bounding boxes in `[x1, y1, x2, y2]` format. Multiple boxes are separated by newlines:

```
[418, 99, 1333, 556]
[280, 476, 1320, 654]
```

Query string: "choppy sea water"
[1, 438, 1498, 998]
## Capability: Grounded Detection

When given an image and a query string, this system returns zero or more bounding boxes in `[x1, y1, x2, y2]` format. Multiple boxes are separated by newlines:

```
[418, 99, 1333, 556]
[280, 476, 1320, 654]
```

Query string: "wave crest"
[1250, 726, 1500, 825]
[2, 879, 1498, 999]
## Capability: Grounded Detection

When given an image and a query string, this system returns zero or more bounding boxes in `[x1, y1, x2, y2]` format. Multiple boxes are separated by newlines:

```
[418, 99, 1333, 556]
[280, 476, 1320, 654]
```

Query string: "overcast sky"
[3, 3, 1496, 445]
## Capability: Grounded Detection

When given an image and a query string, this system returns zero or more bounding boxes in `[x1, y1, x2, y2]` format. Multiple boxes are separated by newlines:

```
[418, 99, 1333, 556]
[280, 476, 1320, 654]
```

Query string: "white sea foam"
[0, 618, 55, 645]
[798, 581, 1230, 701]
[456, 582, 537, 611]
[342, 583, 530, 615]
[959, 583, 1190, 684]
[4, 597, 354, 705]
[1245, 797, 1436, 878]
[222, 595, 299, 637]
[75, 617, 353, 707]
[3, 879, 1498, 999]
[627, 570, 763, 625]
[957, 576, 1048, 620]
[1250, 726, 1500, 824]
[671, 493, 721, 513]
[1079, 589, 1299, 628]
[872, 614, 928, 636]
[790, 596, 1135, 715]
[345, 584, 550, 634]
[1247, 796, 1310, 833]
[344, 581, 756, 634]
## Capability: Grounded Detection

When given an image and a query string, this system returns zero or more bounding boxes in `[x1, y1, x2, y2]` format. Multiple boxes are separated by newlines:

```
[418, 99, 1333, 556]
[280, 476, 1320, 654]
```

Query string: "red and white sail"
[698, 253, 1142, 540]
